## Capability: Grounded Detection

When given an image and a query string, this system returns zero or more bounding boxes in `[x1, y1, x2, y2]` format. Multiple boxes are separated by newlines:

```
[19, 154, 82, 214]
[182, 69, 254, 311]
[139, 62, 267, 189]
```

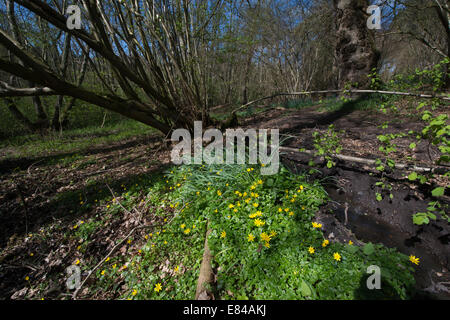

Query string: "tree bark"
[333, 0, 379, 89]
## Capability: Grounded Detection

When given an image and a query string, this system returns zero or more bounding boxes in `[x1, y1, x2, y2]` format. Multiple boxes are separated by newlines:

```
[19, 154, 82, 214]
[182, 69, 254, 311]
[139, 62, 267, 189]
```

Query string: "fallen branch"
[278, 147, 449, 175]
[195, 221, 214, 300]
[232, 89, 450, 114]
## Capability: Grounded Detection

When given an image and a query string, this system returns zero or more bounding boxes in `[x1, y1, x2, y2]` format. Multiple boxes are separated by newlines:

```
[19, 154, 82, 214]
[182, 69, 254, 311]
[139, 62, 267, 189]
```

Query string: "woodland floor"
[0, 98, 449, 299]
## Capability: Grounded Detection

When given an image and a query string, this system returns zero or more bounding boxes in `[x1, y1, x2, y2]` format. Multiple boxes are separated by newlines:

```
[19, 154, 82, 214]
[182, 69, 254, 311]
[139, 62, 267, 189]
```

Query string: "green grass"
[0, 119, 154, 161]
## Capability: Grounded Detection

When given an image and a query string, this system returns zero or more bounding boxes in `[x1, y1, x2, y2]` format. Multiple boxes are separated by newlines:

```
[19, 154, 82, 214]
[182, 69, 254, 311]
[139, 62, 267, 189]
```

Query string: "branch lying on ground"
[278, 146, 449, 176]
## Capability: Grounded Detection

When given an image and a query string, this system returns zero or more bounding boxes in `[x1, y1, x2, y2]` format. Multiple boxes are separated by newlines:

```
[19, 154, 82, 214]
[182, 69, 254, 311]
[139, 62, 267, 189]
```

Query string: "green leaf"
[300, 279, 312, 297]
[363, 243, 375, 255]
[376, 193, 382, 202]
[413, 213, 429, 225]
[408, 172, 418, 181]
[409, 143, 416, 150]
[431, 187, 445, 197]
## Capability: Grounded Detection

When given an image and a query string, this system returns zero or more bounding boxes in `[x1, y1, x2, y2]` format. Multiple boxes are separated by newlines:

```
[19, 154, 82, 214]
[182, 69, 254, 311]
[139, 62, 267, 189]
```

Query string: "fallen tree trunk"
[278, 146, 449, 176]
[195, 222, 214, 300]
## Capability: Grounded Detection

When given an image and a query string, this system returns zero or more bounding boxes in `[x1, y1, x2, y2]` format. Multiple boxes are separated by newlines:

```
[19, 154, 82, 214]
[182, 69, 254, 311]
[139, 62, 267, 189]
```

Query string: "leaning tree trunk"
[333, 0, 378, 89]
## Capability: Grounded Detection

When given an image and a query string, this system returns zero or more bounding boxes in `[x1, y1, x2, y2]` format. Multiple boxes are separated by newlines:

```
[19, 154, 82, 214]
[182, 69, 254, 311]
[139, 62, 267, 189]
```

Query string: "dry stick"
[195, 221, 214, 300]
[232, 89, 450, 114]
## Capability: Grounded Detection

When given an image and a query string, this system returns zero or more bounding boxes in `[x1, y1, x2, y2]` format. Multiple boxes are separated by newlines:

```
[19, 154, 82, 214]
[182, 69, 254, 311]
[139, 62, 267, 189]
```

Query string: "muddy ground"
[0, 100, 449, 299]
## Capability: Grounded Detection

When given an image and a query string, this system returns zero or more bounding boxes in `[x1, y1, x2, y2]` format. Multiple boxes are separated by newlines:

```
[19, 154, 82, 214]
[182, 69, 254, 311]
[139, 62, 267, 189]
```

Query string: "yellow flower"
[260, 232, 271, 242]
[154, 283, 162, 292]
[289, 211, 294, 216]
[30, 253, 34, 257]
[254, 219, 265, 227]
[409, 255, 420, 265]
[312, 222, 322, 228]
[101, 270, 106, 276]
[25, 276, 29, 281]
[228, 204, 234, 209]
[184, 228, 191, 234]
[214, 209, 218, 213]
[270, 231, 277, 237]
[75, 259, 80, 265]
[112, 264, 117, 269]
[180, 224, 186, 229]
[217, 190, 222, 196]
[348, 240, 353, 245]
[264, 242, 270, 248]
[257, 179, 263, 185]
[278, 208, 283, 213]
[333, 252, 341, 262]
[221, 231, 226, 238]
[252, 203, 259, 208]
[308, 246, 315, 254]
[322, 239, 330, 247]
[105, 257, 110, 262]
[284, 208, 289, 212]
[174, 265, 180, 273]
[196, 191, 200, 196]
[131, 289, 138, 296]
[247, 234, 255, 242]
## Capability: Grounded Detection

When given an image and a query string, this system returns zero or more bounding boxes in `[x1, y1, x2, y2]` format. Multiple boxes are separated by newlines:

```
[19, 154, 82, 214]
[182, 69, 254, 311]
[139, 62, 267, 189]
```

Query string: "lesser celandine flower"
[322, 239, 329, 247]
[154, 283, 162, 292]
[221, 231, 226, 238]
[312, 222, 322, 228]
[333, 252, 341, 262]
[254, 219, 265, 227]
[260, 232, 271, 242]
[308, 247, 315, 254]
[409, 255, 420, 265]
[248, 234, 255, 242]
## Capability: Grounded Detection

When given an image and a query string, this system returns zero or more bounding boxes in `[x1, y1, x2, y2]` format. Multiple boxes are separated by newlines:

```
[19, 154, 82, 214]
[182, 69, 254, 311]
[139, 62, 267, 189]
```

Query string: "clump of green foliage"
[111, 163, 416, 300]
